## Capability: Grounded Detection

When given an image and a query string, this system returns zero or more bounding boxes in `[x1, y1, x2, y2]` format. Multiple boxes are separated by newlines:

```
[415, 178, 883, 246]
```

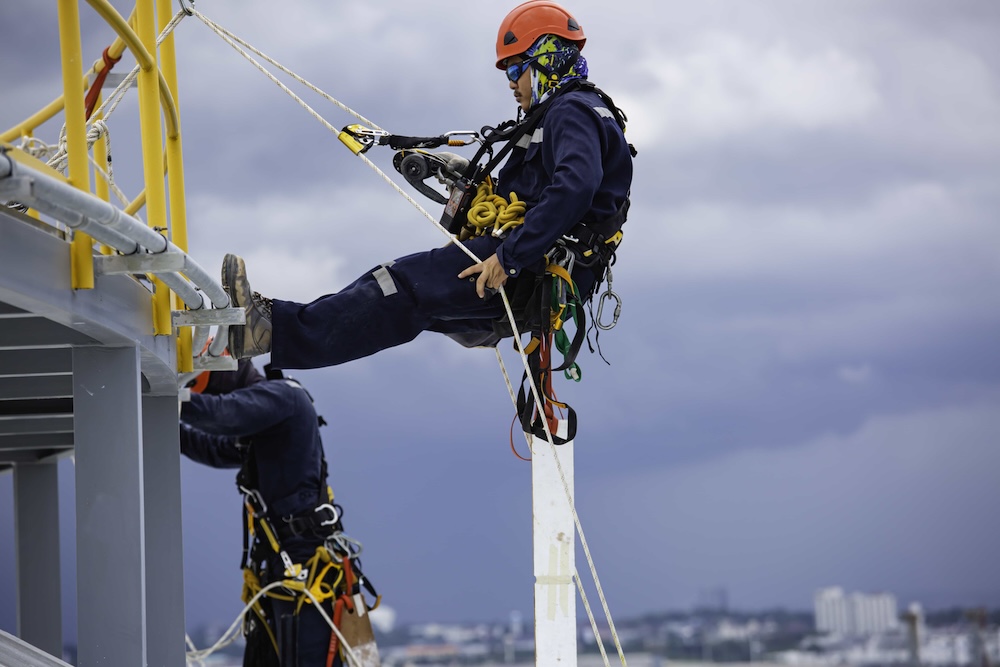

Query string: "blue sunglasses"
[505, 54, 545, 83]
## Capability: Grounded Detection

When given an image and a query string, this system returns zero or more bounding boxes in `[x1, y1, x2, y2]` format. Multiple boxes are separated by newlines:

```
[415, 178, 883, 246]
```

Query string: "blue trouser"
[272, 236, 501, 370]
[271, 235, 596, 370]
[270, 596, 339, 667]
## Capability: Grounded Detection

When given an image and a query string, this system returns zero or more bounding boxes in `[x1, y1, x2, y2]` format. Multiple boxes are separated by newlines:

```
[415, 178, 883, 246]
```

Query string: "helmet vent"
[567, 18, 580, 31]
[504, 30, 518, 46]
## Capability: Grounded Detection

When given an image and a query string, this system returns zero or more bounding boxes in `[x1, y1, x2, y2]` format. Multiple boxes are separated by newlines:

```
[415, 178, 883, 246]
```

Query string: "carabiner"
[240, 485, 268, 514]
[324, 532, 364, 563]
[443, 130, 482, 147]
[178, 0, 194, 16]
[595, 269, 622, 330]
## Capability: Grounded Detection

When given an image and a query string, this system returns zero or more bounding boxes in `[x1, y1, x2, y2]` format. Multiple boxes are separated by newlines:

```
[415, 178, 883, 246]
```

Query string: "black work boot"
[221, 254, 272, 359]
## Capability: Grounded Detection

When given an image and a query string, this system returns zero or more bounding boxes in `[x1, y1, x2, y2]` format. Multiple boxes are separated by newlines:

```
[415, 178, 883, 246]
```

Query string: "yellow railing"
[4, 0, 194, 368]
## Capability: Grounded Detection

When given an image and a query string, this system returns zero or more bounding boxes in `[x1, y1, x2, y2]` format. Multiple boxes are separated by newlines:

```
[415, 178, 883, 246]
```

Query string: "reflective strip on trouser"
[270, 236, 509, 370]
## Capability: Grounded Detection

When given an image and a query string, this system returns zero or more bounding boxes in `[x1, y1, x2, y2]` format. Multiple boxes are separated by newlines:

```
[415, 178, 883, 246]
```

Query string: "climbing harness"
[238, 461, 380, 666]
[343, 79, 636, 452]
[234, 386, 379, 667]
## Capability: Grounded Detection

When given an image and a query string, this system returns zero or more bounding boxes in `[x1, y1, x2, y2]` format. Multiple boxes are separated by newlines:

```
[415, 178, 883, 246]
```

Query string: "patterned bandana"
[524, 34, 589, 108]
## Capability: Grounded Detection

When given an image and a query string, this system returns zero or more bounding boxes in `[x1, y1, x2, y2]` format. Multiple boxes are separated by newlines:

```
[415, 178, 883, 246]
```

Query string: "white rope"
[190, 10, 373, 137]
[87, 120, 132, 208]
[183, 579, 362, 667]
[184, 12, 627, 665]
[190, 11, 381, 131]
[573, 569, 626, 667]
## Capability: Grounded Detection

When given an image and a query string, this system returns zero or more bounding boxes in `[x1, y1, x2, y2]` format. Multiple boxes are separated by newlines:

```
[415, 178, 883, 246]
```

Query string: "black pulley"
[392, 150, 449, 204]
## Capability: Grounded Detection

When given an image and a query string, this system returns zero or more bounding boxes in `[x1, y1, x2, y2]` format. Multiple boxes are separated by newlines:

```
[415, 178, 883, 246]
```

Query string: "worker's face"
[506, 56, 534, 112]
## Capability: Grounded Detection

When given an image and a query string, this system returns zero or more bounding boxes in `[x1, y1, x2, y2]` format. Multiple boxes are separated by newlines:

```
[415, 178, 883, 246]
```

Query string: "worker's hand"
[458, 253, 508, 299]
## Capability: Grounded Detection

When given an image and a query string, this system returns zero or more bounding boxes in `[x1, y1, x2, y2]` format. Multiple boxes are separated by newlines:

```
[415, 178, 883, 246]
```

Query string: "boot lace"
[251, 291, 273, 320]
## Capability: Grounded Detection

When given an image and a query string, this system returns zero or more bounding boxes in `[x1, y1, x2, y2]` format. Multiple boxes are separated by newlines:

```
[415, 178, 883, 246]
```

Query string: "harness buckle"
[314, 503, 341, 527]
[280, 551, 306, 581]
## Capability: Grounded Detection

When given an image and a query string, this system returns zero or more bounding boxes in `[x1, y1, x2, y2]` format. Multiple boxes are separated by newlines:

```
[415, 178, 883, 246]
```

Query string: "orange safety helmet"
[496, 1, 586, 69]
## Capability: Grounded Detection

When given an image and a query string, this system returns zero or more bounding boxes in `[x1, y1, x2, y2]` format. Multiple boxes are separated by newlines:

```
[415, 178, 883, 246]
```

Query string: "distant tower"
[815, 587, 851, 635]
[902, 603, 924, 667]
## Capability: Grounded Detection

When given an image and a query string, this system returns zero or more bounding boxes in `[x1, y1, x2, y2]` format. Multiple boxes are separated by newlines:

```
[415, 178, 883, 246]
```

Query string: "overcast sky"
[1, 0, 999, 645]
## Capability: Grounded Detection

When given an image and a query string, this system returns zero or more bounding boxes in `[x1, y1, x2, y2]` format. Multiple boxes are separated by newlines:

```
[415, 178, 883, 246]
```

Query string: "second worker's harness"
[236, 392, 379, 667]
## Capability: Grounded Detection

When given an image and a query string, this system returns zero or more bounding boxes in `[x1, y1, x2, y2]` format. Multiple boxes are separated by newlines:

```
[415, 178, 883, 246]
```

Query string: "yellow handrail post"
[91, 99, 114, 256]
[135, 0, 172, 336]
[158, 0, 193, 371]
[57, 0, 95, 289]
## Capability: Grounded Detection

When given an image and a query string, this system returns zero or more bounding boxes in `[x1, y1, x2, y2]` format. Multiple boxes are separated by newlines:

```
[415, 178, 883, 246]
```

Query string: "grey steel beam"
[0, 317, 98, 348]
[0, 416, 74, 436]
[0, 211, 177, 394]
[13, 461, 63, 659]
[142, 394, 186, 667]
[0, 398, 73, 416]
[0, 449, 69, 465]
[0, 348, 72, 376]
[0, 302, 29, 316]
[0, 375, 73, 400]
[73, 346, 147, 666]
[0, 432, 74, 451]
[0, 629, 73, 667]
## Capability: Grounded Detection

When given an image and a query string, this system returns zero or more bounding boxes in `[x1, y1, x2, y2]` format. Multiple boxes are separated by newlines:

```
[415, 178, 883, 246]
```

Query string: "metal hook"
[595, 269, 622, 330]
[324, 532, 364, 563]
[178, 0, 194, 16]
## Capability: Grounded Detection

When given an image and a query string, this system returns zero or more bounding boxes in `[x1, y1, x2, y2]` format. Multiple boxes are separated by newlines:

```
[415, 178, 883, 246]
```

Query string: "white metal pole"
[531, 420, 577, 667]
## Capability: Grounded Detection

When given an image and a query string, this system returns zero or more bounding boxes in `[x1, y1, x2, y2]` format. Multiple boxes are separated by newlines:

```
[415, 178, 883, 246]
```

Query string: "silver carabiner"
[178, 0, 194, 16]
[596, 269, 622, 330]
[443, 130, 483, 146]
[324, 532, 364, 563]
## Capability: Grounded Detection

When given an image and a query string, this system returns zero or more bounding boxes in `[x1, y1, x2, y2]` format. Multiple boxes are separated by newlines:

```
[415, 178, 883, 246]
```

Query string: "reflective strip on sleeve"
[372, 264, 397, 297]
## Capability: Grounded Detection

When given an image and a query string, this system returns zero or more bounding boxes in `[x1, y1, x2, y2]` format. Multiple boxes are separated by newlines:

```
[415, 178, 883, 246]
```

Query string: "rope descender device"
[392, 150, 458, 204]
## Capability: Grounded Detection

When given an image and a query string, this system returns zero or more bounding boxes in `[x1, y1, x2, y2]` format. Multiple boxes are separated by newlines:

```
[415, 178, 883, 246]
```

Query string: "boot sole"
[221, 254, 247, 359]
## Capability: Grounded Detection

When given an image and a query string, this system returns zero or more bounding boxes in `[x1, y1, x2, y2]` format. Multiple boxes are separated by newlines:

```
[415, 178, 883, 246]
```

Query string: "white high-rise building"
[814, 587, 899, 636]
[815, 587, 852, 635]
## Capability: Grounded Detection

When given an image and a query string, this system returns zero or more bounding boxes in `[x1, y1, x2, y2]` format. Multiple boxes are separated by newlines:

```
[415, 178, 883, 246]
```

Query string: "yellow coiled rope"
[459, 176, 527, 241]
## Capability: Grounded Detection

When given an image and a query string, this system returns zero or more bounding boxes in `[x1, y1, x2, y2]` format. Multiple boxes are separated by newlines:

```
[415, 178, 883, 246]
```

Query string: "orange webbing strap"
[326, 557, 357, 667]
[538, 333, 560, 439]
[85, 47, 123, 121]
[326, 597, 345, 667]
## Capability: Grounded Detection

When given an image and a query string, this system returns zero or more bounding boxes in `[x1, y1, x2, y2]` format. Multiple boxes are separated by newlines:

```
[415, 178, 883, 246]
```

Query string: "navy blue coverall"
[270, 83, 633, 370]
[181, 375, 337, 666]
